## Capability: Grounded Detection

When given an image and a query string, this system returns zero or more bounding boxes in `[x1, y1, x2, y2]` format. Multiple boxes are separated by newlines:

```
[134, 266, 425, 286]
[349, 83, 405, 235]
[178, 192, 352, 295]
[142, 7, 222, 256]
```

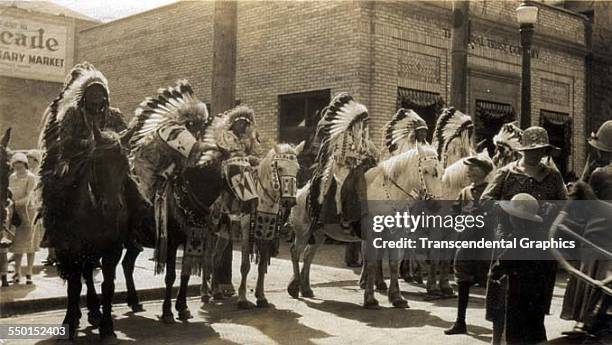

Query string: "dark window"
[474, 100, 516, 156]
[397, 88, 444, 142]
[540, 110, 571, 179]
[278, 90, 330, 144]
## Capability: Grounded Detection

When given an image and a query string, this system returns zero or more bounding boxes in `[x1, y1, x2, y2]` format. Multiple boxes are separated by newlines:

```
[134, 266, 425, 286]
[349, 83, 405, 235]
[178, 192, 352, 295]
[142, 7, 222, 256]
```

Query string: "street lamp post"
[516, 1, 538, 129]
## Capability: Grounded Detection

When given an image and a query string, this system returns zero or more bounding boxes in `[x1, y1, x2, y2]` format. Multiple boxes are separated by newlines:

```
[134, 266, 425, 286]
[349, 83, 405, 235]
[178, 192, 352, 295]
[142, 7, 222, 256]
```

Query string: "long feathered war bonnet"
[432, 107, 474, 159]
[383, 108, 427, 154]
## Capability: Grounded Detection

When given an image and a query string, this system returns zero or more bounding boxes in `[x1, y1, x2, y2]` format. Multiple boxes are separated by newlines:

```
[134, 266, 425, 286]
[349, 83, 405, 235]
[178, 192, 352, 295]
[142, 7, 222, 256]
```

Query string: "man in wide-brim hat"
[561, 120, 612, 338]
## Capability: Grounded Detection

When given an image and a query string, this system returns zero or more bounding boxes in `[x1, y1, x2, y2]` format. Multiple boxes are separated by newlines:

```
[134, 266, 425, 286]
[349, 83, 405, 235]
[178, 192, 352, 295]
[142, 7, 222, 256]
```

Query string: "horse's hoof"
[87, 312, 101, 328]
[392, 299, 409, 308]
[130, 303, 145, 313]
[287, 280, 300, 299]
[363, 299, 380, 310]
[237, 300, 254, 309]
[201, 295, 211, 304]
[101, 333, 119, 345]
[178, 309, 193, 321]
[160, 313, 175, 324]
[375, 283, 388, 292]
[300, 288, 314, 298]
[256, 298, 269, 308]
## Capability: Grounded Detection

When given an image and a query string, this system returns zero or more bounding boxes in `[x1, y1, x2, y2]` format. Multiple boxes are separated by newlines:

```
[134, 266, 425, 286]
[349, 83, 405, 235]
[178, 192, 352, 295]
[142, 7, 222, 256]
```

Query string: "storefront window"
[540, 110, 572, 180]
[278, 90, 330, 144]
[397, 88, 444, 142]
[474, 100, 516, 156]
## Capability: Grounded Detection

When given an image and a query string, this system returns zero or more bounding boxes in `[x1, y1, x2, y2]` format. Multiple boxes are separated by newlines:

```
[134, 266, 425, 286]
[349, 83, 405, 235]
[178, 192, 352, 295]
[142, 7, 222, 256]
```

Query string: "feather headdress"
[432, 107, 474, 160]
[493, 122, 523, 152]
[383, 108, 428, 155]
[56, 62, 109, 123]
[129, 80, 210, 148]
[310, 93, 369, 208]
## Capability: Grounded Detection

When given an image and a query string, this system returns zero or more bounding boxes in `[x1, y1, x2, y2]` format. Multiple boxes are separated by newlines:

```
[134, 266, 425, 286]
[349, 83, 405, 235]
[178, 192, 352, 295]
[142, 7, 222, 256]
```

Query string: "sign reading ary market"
[0, 14, 69, 82]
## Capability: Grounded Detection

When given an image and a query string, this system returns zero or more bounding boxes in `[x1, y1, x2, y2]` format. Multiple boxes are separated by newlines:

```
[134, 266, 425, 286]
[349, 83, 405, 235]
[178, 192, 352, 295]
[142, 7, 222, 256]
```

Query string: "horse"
[204, 144, 299, 308]
[287, 144, 443, 307]
[42, 120, 131, 343]
[361, 144, 443, 308]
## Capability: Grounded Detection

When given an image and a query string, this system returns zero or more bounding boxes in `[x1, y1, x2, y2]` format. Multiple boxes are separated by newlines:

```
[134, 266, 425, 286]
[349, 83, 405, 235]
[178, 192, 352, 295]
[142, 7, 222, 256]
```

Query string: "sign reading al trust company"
[0, 14, 70, 83]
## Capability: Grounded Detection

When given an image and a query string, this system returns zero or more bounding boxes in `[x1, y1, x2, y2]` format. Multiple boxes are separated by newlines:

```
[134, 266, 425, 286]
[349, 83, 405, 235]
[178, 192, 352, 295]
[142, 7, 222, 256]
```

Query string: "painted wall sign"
[0, 14, 69, 82]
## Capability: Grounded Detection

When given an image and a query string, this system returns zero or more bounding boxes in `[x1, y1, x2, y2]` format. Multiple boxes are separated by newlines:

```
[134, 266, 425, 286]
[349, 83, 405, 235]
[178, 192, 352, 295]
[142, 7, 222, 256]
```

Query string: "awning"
[475, 100, 516, 120]
[397, 88, 444, 108]
[541, 110, 571, 126]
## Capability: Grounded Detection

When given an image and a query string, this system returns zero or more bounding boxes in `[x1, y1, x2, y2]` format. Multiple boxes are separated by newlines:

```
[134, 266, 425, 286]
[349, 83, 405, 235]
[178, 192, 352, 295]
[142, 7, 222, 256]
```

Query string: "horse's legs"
[438, 258, 453, 296]
[63, 272, 83, 341]
[175, 267, 192, 321]
[123, 243, 144, 312]
[300, 231, 324, 298]
[388, 250, 408, 308]
[363, 251, 379, 309]
[255, 242, 270, 307]
[237, 236, 252, 309]
[212, 235, 230, 300]
[161, 243, 178, 323]
[99, 248, 121, 343]
[375, 260, 387, 291]
[84, 260, 102, 328]
[287, 226, 306, 298]
[200, 235, 215, 304]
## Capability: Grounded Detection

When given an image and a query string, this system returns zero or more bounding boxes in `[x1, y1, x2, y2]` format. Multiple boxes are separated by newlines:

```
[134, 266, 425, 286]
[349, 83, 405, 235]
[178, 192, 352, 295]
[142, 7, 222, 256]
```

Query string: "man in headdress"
[309, 93, 373, 229]
[40, 63, 140, 247]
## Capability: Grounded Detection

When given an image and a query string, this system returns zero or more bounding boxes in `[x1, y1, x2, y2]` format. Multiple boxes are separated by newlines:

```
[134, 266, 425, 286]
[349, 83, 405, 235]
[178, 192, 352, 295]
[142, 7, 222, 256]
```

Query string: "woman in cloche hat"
[8, 152, 37, 285]
[481, 126, 568, 345]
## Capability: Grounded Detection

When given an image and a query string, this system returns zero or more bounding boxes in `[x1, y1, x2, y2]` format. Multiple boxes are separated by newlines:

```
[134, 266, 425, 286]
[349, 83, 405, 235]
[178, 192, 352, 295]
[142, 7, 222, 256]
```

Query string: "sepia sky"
[48, 0, 179, 22]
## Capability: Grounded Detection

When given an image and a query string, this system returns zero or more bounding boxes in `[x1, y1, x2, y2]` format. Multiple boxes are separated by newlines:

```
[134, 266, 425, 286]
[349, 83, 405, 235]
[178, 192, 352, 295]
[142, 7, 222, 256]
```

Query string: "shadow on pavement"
[201, 298, 331, 345]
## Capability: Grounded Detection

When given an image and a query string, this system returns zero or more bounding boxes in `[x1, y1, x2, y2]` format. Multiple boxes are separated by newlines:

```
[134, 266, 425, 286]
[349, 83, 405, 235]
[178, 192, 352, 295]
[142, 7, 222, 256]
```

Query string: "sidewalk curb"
[1, 284, 202, 318]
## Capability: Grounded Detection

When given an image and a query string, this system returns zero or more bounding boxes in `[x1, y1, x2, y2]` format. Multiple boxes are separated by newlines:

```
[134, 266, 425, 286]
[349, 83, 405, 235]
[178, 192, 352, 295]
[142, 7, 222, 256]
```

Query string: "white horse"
[203, 144, 299, 308]
[287, 144, 443, 308]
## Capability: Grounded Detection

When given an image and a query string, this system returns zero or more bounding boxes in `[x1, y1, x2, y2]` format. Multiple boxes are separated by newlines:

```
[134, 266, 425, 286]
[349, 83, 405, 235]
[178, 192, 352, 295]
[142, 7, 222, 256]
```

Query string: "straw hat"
[499, 193, 543, 223]
[516, 126, 559, 151]
[588, 120, 612, 153]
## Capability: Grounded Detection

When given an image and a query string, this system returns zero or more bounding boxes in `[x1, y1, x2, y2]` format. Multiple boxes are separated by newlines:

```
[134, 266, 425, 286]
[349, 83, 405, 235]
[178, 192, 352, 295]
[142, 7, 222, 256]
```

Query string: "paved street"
[2, 242, 609, 345]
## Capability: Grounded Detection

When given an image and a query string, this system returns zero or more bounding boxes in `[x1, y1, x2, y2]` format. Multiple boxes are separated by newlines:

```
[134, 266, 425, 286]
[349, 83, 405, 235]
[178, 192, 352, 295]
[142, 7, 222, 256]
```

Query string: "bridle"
[381, 150, 438, 201]
[257, 152, 298, 206]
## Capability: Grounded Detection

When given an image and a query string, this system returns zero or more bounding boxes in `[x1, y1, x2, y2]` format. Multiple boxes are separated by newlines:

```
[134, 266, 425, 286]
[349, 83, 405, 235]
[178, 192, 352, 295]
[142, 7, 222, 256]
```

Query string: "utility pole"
[211, 0, 237, 115]
[450, 0, 470, 112]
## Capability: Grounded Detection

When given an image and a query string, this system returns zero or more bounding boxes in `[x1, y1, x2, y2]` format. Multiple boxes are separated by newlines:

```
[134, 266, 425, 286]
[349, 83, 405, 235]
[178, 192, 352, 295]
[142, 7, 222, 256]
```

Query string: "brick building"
[0, 2, 98, 149]
[7, 1, 605, 178]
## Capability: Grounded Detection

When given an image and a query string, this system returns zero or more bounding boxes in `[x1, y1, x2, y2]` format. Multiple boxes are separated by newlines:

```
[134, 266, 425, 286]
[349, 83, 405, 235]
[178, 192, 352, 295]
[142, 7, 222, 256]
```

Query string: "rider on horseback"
[383, 108, 429, 157]
[309, 93, 373, 233]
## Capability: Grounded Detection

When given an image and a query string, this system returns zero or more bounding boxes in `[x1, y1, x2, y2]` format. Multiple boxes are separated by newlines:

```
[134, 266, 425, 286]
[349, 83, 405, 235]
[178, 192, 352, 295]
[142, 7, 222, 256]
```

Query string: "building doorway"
[397, 88, 444, 142]
[540, 110, 571, 179]
[278, 89, 330, 144]
[474, 100, 516, 156]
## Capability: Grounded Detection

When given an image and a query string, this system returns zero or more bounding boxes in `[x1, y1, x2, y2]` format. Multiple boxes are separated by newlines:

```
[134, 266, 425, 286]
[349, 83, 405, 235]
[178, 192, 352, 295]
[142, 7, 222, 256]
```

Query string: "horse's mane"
[442, 157, 470, 191]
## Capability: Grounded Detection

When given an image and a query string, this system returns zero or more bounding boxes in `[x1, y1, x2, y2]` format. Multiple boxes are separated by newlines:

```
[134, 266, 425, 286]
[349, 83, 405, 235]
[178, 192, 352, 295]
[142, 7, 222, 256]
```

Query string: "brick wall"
[235, 1, 364, 145]
[77, 1, 214, 119]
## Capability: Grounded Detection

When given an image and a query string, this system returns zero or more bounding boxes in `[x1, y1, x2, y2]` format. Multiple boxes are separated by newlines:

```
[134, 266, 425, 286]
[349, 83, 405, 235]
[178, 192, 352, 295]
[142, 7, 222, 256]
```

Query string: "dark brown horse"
[42, 120, 131, 343]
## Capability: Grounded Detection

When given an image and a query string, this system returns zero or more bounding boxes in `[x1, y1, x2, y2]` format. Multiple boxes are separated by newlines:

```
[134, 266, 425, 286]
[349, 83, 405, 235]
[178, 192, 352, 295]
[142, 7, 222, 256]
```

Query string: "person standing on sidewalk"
[445, 154, 493, 335]
[8, 152, 37, 284]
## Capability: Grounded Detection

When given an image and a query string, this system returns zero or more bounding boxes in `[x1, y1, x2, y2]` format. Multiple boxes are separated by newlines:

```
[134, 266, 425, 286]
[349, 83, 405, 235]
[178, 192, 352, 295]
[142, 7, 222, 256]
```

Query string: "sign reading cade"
[0, 15, 69, 83]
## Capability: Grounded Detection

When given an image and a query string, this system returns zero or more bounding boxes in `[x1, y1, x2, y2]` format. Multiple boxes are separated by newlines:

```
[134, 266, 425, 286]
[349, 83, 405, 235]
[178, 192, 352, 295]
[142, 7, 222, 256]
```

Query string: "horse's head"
[379, 144, 443, 200]
[88, 119, 129, 205]
[259, 144, 299, 208]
